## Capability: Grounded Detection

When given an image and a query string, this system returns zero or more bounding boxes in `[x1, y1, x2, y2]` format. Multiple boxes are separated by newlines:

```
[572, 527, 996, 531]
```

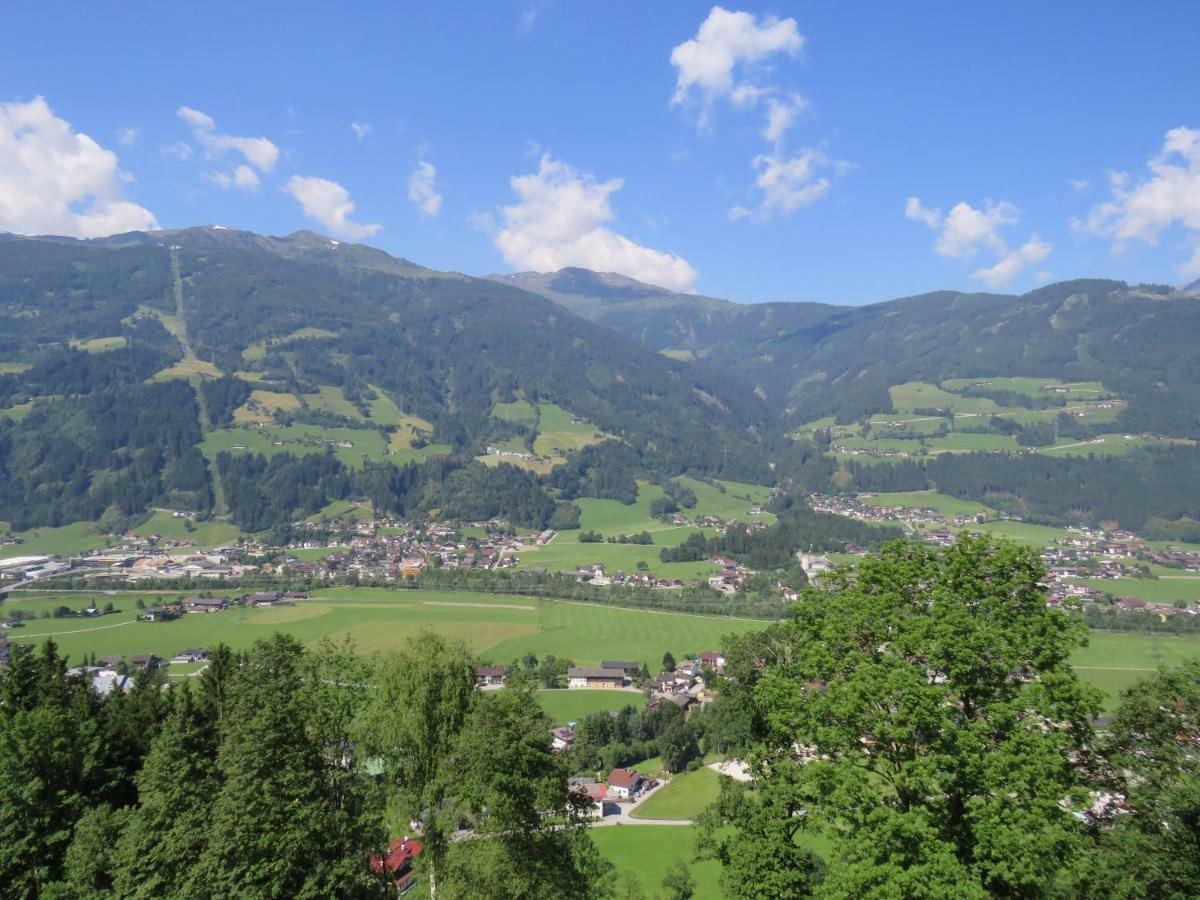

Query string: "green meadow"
[860, 491, 993, 517]
[133, 511, 241, 547]
[588, 826, 722, 900]
[1078, 576, 1200, 605]
[2, 587, 762, 670]
[536, 689, 640, 726]
[1072, 631, 1200, 708]
[0, 521, 114, 559]
[632, 766, 724, 820]
[515, 478, 774, 578]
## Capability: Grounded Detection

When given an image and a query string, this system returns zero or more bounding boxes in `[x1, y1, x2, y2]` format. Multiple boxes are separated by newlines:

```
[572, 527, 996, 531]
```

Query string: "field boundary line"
[14, 619, 135, 637]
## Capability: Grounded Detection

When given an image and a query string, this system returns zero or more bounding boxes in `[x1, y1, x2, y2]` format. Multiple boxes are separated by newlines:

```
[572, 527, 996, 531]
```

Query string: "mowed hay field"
[1072, 631, 1200, 708]
[632, 766, 724, 820]
[1, 587, 763, 669]
[536, 689, 640, 726]
[589, 826, 723, 900]
[515, 478, 774, 579]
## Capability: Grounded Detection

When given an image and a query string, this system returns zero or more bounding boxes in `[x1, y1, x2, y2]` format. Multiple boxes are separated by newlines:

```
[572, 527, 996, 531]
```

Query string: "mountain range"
[2, 225, 1199, 535]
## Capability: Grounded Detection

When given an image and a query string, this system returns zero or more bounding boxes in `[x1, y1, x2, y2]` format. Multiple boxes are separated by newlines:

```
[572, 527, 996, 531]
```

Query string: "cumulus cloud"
[350, 121, 372, 140]
[0, 96, 158, 238]
[407, 160, 442, 217]
[283, 175, 380, 240]
[730, 148, 851, 221]
[491, 154, 697, 292]
[763, 93, 808, 144]
[177, 105, 279, 172]
[670, 6, 803, 122]
[906, 195, 1051, 287]
[972, 236, 1053, 288]
[1073, 127, 1200, 276]
[205, 164, 260, 191]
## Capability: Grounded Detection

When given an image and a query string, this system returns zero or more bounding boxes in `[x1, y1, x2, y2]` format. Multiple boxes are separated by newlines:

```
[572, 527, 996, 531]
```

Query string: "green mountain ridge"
[496, 268, 1200, 434]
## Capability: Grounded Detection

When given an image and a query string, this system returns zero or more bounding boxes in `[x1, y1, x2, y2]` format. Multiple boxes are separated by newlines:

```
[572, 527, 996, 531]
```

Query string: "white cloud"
[1074, 127, 1200, 276]
[763, 94, 807, 144]
[350, 121, 372, 141]
[0, 96, 158, 238]
[904, 196, 942, 229]
[118, 127, 138, 146]
[934, 200, 1017, 258]
[731, 148, 851, 221]
[670, 6, 803, 122]
[177, 106, 278, 172]
[1068, 178, 1089, 192]
[492, 154, 697, 292]
[972, 235, 1052, 288]
[205, 164, 260, 191]
[408, 160, 442, 217]
[907, 195, 1051, 287]
[284, 175, 380, 240]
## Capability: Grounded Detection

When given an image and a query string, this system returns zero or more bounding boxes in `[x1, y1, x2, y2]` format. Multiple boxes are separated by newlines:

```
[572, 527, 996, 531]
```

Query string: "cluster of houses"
[483, 445, 557, 466]
[138, 590, 308, 622]
[574, 563, 689, 590]
[666, 512, 770, 535]
[810, 493, 988, 530]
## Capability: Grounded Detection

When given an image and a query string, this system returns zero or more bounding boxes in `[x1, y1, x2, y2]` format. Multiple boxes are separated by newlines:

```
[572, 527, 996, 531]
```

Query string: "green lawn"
[133, 511, 241, 547]
[304, 385, 364, 419]
[536, 689, 641, 726]
[1078, 577, 1200, 605]
[861, 491, 993, 517]
[4, 587, 766, 671]
[633, 766, 724, 820]
[70, 335, 127, 353]
[927, 432, 1020, 453]
[492, 399, 538, 427]
[532, 402, 611, 457]
[589, 826, 722, 900]
[200, 422, 446, 470]
[1072, 631, 1200, 708]
[515, 478, 772, 579]
[0, 522, 113, 559]
[960, 520, 1072, 548]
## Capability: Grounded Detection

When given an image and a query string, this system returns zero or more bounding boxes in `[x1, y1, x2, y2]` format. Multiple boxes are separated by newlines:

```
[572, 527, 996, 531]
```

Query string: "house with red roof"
[607, 767, 643, 798]
[370, 835, 423, 895]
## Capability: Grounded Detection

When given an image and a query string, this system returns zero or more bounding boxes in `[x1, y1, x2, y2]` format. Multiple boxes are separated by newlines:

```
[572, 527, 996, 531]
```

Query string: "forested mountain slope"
[0, 228, 774, 530]
[505, 269, 1200, 435]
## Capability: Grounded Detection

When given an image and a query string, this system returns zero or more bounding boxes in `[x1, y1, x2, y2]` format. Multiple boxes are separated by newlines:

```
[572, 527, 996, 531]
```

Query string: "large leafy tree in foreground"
[704, 536, 1102, 898]
[1075, 661, 1200, 898]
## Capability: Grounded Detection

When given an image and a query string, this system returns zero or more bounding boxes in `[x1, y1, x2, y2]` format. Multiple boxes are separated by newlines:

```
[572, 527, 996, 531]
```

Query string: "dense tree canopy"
[703, 536, 1106, 898]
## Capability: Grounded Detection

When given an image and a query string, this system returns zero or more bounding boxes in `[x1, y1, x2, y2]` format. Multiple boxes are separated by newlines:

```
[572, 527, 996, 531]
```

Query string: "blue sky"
[2, 1, 1199, 303]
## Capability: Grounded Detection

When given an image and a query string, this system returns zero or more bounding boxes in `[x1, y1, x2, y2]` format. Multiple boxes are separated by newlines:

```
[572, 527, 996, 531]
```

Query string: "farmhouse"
[607, 767, 643, 799]
[567, 666, 626, 689]
[182, 597, 229, 613]
[475, 664, 509, 687]
[550, 726, 575, 752]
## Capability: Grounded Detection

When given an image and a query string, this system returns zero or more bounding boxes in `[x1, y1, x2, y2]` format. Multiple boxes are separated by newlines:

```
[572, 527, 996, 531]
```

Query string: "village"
[0, 506, 772, 597]
[808, 492, 1200, 616]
